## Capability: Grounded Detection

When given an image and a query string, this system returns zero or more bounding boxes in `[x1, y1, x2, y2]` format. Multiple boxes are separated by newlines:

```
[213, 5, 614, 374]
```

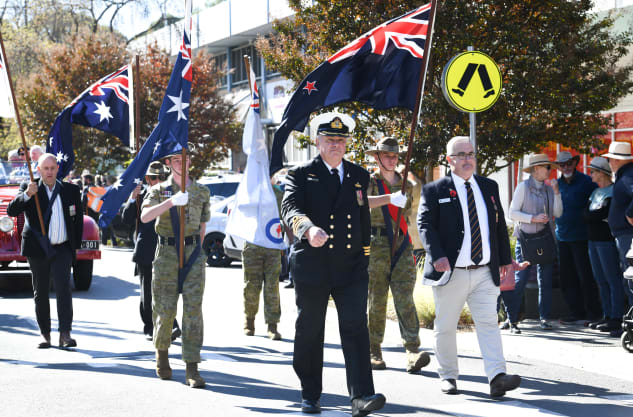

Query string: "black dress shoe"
[351, 393, 386, 417]
[171, 327, 182, 341]
[59, 335, 77, 348]
[300, 399, 320, 414]
[38, 333, 51, 349]
[440, 379, 458, 394]
[490, 373, 521, 398]
[284, 281, 294, 289]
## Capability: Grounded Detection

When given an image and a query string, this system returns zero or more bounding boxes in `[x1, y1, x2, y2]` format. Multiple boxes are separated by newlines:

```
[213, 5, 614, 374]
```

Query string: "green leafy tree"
[257, 0, 633, 176]
[18, 32, 240, 177]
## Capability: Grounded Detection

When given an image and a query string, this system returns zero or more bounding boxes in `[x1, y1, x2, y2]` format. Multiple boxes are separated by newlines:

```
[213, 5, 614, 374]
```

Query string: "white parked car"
[203, 195, 244, 267]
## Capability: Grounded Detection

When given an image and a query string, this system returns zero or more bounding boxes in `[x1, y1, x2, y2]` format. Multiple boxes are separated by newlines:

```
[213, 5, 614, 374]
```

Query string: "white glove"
[171, 191, 189, 206]
[389, 191, 407, 208]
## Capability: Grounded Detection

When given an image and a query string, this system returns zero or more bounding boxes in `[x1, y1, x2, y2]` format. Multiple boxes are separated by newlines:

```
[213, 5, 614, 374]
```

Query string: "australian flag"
[98, 0, 193, 228]
[270, 2, 435, 174]
[47, 65, 131, 178]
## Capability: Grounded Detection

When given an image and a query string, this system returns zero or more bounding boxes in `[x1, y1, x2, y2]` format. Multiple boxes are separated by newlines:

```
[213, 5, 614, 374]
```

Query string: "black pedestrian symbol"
[451, 63, 496, 99]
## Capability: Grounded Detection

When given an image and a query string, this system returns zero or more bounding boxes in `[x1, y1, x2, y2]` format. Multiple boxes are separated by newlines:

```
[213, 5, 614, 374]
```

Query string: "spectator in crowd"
[583, 156, 625, 333]
[554, 151, 602, 324]
[604, 141, 633, 312]
[501, 154, 562, 333]
[100, 175, 118, 247]
[16, 146, 28, 161]
[81, 170, 100, 223]
[29, 145, 43, 164]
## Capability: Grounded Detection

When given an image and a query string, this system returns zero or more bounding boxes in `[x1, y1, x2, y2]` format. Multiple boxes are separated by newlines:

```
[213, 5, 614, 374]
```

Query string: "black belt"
[158, 235, 200, 246]
[456, 264, 489, 270]
[371, 227, 388, 237]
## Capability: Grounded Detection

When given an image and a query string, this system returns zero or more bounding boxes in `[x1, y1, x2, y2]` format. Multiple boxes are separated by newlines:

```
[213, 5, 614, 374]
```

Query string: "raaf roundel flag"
[0, 46, 14, 118]
[225, 66, 287, 250]
[47, 64, 132, 178]
[270, 2, 434, 174]
[98, 0, 193, 228]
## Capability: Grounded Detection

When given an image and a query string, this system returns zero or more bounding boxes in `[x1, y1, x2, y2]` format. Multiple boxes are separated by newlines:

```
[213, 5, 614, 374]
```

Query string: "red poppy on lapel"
[449, 189, 457, 198]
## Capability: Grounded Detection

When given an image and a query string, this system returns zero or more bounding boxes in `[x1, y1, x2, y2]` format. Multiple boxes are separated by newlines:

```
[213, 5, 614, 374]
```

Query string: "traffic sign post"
[442, 48, 502, 173]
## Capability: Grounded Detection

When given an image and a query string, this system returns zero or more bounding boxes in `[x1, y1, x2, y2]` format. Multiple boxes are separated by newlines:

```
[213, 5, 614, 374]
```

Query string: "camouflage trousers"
[368, 235, 420, 349]
[242, 243, 282, 324]
[152, 242, 205, 362]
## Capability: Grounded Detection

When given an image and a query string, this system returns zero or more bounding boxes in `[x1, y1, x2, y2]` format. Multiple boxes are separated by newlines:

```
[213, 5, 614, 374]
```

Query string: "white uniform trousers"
[432, 266, 506, 382]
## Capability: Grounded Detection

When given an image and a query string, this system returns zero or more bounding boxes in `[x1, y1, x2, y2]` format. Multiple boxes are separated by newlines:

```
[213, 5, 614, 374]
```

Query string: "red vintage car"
[0, 161, 101, 290]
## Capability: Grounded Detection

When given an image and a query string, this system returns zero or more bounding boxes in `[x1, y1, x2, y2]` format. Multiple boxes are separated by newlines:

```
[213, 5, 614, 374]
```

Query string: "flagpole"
[391, 0, 438, 259]
[0, 31, 47, 237]
[133, 55, 142, 239]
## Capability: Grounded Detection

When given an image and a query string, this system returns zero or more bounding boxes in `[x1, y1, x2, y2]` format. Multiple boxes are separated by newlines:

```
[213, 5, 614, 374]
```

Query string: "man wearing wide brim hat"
[140, 149, 211, 388]
[521, 153, 559, 173]
[122, 160, 181, 344]
[603, 141, 633, 310]
[554, 149, 602, 324]
[365, 136, 430, 374]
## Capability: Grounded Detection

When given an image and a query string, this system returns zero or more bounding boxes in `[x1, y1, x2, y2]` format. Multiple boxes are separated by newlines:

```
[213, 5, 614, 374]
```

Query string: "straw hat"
[602, 141, 633, 160]
[522, 154, 558, 173]
[588, 156, 612, 176]
[554, 151, 580, 164]
[366, 137, 403, 157]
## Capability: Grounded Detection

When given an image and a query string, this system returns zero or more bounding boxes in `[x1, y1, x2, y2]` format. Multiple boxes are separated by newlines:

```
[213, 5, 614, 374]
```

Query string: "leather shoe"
[300, 399, 320, 414]
[284, 281, 294, 289]
[351, 394, 386, 417]
[38, 333, 51, 349]
[440, 379, 458, 394]
[490, 373, 521, 398]
[171, 327, 182, 341]
[59, 332, 77, 348]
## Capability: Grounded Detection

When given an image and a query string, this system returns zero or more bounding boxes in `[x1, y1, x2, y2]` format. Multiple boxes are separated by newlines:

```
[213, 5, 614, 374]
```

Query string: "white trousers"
[432, 266, 506, 383]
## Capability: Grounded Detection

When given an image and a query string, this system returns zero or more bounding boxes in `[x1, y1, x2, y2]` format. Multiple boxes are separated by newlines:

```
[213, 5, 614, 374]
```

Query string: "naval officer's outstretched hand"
[306, 226, 328, 247]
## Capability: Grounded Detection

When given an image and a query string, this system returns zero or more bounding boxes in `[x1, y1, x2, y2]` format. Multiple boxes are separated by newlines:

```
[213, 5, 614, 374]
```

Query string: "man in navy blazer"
[417, 136, 521, 398]
[8, 153, 83, 349]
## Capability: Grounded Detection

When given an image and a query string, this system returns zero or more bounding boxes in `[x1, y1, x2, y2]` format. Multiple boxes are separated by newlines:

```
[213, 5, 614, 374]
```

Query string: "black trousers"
[137, 262, 179, 336]
[28, 242, 73, 334]
[558, 240, 602, 319]
[293, 279, 375, 401]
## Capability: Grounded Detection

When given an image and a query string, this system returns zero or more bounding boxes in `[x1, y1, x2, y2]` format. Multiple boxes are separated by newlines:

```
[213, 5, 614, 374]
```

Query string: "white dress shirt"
[322, 159, 344, 184]
[451, 173, 490, 267]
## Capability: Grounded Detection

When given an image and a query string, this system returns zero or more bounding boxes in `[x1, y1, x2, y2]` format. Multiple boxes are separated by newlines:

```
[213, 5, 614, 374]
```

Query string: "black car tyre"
[203, 232, 232, 267]
[622, 332, 633, 353]
[73, 260, 93, 291]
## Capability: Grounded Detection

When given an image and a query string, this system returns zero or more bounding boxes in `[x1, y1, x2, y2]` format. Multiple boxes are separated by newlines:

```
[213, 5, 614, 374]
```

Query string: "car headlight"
[0, 216, 14, 233]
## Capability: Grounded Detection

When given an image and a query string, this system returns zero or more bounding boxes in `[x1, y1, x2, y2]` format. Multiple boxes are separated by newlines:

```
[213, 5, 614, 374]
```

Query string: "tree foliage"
[18, 32, 240, 177]
[257, 0, 633, 176]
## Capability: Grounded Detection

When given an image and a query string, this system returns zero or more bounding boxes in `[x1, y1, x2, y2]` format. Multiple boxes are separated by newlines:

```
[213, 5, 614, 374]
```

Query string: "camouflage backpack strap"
[166, 185, 202, 293]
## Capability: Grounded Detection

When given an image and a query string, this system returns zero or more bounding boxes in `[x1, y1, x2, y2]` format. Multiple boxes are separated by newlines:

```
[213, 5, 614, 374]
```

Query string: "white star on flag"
[49, 137, 54, 147]
[93, 101, 113, 123]
[56, 151, 65, 163]
[63, 154, 69, 162]
[166, 90, 189, 121]
[153, 140, 162, 154]
[112, 179, 123, 190]
[133, 178, 142, 185]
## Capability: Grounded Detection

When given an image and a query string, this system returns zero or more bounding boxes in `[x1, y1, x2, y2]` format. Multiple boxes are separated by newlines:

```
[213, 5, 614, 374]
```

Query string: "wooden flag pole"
[0, 31, 47, 236]
[244, 55, 253, 95]
[391, 0, 438, 259]
[133, 55, 143, 239]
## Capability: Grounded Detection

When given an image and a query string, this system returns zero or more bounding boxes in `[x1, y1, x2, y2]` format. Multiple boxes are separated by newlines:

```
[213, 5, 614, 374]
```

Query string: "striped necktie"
[465, 181, 482, 265]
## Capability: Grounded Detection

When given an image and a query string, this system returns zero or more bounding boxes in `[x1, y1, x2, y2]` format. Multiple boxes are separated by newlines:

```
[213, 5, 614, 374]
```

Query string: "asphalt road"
[1, 248, 633, 416]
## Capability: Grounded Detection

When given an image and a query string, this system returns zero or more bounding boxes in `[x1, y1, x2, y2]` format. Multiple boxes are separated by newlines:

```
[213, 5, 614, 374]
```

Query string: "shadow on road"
[72, 275, 138, 300]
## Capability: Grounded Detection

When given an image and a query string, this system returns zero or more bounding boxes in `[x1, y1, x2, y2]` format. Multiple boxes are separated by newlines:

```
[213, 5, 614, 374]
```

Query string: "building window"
[212, 53, 228, 87]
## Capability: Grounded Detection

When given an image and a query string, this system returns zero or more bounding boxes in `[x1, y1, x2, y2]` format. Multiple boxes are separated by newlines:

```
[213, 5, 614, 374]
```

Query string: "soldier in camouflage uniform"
[140, 151, 210, 388]
[366, 137, 430, 373]
[243, 182, 284, 340]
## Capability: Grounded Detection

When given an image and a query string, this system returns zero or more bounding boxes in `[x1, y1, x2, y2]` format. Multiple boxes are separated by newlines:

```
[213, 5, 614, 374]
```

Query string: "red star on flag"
[303, 81, 318, 95]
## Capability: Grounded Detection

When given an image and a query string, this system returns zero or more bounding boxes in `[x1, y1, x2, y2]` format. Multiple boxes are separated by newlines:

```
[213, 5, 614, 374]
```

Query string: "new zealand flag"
[47, 65, 131, 178]
[98, 0, 193, 228]
[270, 2, 434, 174]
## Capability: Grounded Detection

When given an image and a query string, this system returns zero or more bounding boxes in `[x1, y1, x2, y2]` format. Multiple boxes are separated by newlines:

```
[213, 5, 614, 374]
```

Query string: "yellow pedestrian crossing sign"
[441, 51, 502, 113]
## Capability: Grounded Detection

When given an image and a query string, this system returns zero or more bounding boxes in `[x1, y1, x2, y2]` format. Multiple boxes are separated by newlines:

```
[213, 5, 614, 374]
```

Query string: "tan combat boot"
[267, 323, 281, 340]
[405, 347, 430, 373]
[156, 350, 172, 380]
[370, 344, 386, 370]
[244, 318, 255, 336]
[185, 362, 206, 388]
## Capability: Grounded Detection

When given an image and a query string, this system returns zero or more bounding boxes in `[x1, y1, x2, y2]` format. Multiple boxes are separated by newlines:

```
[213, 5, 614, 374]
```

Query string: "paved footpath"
[1, 248, 633, 416]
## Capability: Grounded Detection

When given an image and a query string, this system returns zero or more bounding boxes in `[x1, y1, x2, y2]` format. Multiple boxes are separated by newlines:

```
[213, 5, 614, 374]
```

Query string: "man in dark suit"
[417, 136, 521, 398]
[281, 113, 385, 417]
[8, 153, 83, 349]
[122, 161, 180, 341]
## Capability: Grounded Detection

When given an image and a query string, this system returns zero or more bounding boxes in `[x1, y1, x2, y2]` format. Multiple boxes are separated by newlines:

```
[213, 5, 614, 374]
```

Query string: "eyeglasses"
[147, 175, 159, 180]
[559, 160, 575, 167]
[450, 152, 476, 160]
